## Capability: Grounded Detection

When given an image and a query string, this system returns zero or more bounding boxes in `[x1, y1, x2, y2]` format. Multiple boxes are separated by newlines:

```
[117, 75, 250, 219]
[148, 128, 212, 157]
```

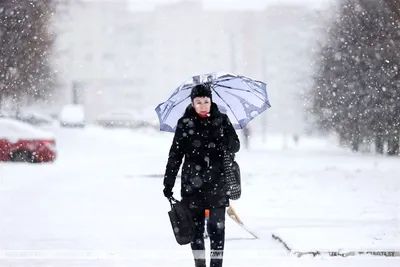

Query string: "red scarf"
[197, 113, 209, 118]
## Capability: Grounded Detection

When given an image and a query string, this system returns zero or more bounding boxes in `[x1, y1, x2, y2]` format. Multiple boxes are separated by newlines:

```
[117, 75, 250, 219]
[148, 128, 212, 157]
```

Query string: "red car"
[0, 118, 56, 163]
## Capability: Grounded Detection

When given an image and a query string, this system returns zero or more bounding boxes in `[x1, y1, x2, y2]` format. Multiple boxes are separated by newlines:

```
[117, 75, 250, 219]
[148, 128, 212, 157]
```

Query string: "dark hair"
[190, 84, 212, 101]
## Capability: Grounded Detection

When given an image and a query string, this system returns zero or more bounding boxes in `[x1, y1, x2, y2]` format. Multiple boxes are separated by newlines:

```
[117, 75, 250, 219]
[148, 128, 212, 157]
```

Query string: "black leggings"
[190, 207, 226, 267]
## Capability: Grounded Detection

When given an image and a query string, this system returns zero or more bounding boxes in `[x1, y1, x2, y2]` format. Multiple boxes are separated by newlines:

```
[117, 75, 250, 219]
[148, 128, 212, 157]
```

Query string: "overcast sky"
[84, 0, 335, 11]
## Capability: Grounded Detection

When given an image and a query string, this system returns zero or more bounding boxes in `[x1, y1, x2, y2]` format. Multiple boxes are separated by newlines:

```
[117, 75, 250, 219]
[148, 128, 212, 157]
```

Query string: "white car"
[96, 110, 139, 128]
[59, 104, 85, 128]
[96, 109, 158, 129]
[19, 109, 55, 126]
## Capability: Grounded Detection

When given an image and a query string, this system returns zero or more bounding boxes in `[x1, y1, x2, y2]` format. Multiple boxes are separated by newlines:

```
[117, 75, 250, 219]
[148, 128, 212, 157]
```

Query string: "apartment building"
[52, 0, 331, 133]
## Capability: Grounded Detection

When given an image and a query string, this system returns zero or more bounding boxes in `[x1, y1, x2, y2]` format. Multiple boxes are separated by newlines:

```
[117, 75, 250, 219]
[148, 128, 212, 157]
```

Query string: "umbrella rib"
[213, 83, 250, 92]
[170, 95, 190, 110]
[212, 88, 241, 128]
[240, 79, 266, 95]
[237, 75, 265, 85]
[161, 95, 190, 125]
[180, 84, 194, 91]
[214, 83, 267, 104]
[239, 80, 269, 103]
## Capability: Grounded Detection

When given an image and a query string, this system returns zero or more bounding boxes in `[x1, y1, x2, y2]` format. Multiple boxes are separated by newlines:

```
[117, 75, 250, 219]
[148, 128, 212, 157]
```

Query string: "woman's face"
[192, 96, 211, 115]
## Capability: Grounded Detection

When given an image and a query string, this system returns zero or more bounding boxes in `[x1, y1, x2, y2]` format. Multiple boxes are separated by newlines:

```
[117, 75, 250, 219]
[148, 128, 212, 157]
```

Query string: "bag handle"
[168, 196, 178, 208]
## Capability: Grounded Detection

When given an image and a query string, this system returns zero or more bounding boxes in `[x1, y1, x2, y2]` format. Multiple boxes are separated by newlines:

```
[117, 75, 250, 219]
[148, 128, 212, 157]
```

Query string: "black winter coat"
[163, 103, 240, 209]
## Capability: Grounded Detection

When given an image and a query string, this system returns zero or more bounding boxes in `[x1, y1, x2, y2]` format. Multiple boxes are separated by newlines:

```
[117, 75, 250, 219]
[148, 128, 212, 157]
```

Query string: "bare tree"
[310, 0, 400, 155]
[383, 0, 400, 20]
[0, 0, 56, 112]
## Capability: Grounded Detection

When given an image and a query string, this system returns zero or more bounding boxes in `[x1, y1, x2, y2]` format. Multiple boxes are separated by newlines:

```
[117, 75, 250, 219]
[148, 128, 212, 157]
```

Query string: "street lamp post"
[261, 45, 267, 144]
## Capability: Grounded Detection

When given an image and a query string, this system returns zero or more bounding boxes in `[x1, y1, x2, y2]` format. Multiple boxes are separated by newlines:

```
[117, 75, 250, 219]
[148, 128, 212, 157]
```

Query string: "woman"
[163, 84, 240, 267]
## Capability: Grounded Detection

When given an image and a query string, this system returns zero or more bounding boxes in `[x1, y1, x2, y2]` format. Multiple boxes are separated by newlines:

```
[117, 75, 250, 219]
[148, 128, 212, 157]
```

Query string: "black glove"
[163, 186, 173, 199]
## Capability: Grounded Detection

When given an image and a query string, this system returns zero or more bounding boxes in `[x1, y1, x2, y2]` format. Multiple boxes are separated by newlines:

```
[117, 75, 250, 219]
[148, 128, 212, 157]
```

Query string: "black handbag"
[168, 197, 195, 245]
[223, 150, 241, 200]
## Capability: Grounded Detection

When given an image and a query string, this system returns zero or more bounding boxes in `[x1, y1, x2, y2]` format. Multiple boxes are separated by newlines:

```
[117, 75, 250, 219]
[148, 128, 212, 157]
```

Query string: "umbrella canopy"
[155, 71, 271, 132]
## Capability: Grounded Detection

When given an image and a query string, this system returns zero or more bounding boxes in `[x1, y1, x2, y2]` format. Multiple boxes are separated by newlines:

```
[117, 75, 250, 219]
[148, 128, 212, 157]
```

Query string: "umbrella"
[155, 71, 271, 132]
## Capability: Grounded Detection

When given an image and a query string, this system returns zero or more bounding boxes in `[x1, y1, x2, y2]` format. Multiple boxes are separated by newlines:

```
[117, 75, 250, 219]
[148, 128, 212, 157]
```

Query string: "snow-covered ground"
[0, 125, 399, 266]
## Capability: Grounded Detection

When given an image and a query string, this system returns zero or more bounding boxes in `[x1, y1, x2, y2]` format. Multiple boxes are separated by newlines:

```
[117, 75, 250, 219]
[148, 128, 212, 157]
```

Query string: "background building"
[52, 0, 332, 134]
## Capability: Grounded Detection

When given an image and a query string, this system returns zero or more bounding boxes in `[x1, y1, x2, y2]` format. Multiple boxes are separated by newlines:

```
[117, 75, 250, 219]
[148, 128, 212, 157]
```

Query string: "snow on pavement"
[0, 126, 399, 266]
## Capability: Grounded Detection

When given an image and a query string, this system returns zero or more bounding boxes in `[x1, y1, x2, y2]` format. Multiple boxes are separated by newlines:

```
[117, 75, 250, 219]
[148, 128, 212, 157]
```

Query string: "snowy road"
[0, 126, 399, 266]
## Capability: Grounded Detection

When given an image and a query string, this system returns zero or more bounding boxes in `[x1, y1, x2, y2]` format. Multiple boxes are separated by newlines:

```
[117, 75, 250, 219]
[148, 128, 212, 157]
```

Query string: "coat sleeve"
[223, 115, 240, 153]
[163, 119, 185, 189]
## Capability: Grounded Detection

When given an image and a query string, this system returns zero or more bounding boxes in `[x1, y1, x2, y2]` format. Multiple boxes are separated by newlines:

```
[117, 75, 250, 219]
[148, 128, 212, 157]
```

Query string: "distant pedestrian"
[242, 125, 251, 149]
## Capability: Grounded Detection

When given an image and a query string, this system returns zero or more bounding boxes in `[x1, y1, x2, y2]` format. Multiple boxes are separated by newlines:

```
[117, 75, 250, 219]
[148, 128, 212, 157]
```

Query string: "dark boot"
[193, 248, 206, 267]
[194, 258, 206, 267]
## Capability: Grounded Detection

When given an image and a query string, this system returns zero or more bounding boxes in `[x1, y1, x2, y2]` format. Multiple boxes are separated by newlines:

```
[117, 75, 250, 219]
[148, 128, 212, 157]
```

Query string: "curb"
[271, 233, 400, 258]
